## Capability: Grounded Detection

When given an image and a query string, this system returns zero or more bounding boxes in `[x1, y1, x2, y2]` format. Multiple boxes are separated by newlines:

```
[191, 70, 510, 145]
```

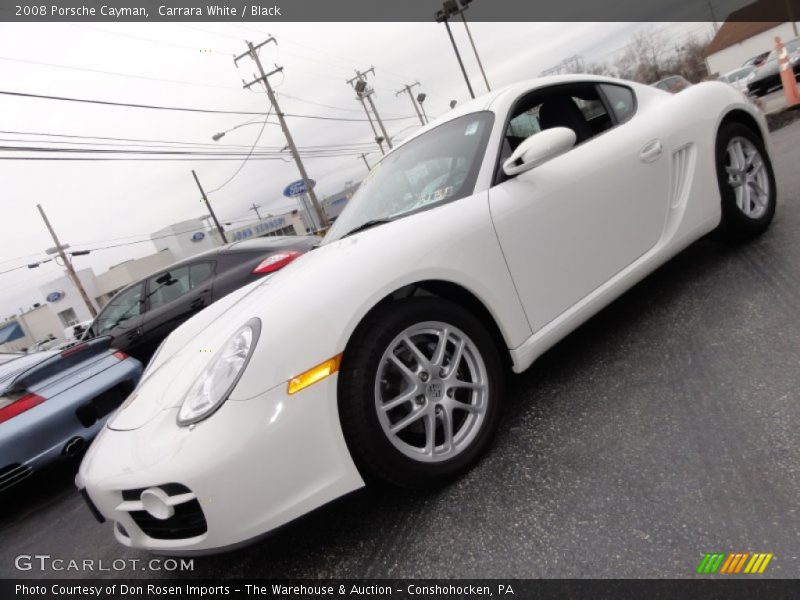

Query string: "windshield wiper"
[341, 218, 394, 239]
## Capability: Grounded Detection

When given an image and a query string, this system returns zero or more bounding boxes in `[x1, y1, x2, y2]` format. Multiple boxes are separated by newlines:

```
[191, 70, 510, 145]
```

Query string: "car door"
[90, 283, 145, 354]
[488, 83, 671, 332]
[137, 261, 215, 358]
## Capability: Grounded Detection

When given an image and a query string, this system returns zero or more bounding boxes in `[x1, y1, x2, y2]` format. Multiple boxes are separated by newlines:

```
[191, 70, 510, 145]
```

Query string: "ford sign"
[46, 291, 64, 303]
[191, 231, 206, 242]
[283, 179, 316, 198]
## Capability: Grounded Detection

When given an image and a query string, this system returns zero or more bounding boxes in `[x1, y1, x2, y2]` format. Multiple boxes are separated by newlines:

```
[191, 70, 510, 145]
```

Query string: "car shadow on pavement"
[0, 457, 82, 526]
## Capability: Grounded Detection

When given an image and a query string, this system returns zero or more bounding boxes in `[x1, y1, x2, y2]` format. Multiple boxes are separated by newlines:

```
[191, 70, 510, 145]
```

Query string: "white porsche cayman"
[77, 74, 776, 553]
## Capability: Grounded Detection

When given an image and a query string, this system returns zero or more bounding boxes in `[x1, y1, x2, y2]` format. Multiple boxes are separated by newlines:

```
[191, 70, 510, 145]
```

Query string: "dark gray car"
[83, 236, 317, 362]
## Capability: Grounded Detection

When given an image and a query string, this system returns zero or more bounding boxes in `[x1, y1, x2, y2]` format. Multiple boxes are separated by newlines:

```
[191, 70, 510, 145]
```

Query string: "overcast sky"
[0, 21, 713, 320]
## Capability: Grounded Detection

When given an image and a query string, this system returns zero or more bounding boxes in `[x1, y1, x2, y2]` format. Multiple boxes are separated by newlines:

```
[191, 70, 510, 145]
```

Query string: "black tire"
[338, 297, 505, 489]
[713, 121, 776, 243]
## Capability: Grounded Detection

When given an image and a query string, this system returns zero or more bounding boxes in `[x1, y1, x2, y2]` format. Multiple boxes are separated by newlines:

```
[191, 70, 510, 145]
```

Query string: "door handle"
[126, 327, 142, 340]
[190, 298, 205, 309]
[639, 139, 663, 163]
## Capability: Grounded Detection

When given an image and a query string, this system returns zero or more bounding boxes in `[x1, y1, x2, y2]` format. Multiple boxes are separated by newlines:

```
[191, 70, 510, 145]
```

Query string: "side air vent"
[670, 144, 696, 209]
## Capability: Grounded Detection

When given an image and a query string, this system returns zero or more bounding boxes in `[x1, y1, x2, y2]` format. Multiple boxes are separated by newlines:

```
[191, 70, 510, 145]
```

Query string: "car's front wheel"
[338, 297, 505, 488]
[713, 121, 776, 242]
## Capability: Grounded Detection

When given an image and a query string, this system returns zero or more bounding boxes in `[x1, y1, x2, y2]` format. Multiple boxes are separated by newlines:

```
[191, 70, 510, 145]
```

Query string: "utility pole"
[249, 203, 263, 220]
[348, 67, 393, 150]
[358, 96, 384, 155]
[435, 4, 475, 99]
[192, 170, 228, 243]
[236, 38, 329, 229]
[358, 153, 371, 171]
[36, 204, 97, 319]
[396, 82, 425, 126]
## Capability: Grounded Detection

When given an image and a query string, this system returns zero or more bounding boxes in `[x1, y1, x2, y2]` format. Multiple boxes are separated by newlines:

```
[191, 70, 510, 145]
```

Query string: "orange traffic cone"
[775, 36, 800, 110]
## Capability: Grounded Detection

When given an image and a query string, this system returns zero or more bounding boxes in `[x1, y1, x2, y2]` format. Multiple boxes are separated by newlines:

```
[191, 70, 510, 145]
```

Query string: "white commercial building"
[704, 16, 800, 76]
[37, 268, 103, 328]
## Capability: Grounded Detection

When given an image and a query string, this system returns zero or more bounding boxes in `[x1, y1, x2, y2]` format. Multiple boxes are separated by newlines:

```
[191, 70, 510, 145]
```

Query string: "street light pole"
[36, 204, 97, 319]
[249, 203, 263, 220]
[459, 11, 491, 92]
[236, 38, 329, 230]
[192, 170, 228, 244]
[417, 93, 429, 124]
[358, 153, 371, 171]
[438, 14, 475, 99]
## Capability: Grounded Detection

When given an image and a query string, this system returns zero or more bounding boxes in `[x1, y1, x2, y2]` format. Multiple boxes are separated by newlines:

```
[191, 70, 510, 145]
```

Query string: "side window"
[190, 262, 214, 287]
[497, 83, 634, 185]
[507, 110, 541, 139]
[147, 266, 191, 310]
[96, 284, 144, 334]
[600, 84, 636, 124]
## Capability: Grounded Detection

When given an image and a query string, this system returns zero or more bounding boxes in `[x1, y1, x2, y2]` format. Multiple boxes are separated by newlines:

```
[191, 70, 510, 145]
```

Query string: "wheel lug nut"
[419, 372, 429, 382]
[416, 395, 425, 405]
[447, 388, 454, 397]
[439, 368, 447, 377]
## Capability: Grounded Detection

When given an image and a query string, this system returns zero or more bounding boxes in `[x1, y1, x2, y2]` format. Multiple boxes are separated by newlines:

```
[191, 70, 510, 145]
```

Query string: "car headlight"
[177, 318, 261, 426]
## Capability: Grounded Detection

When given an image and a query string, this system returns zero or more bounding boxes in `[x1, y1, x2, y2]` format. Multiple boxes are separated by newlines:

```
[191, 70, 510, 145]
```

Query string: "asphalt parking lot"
[2, 121, 799, 580]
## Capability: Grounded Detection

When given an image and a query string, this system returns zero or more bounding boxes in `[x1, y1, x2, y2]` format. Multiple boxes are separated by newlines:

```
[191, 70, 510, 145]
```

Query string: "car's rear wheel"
[713, 122, 776, 242]
[338, 297, 505, 488]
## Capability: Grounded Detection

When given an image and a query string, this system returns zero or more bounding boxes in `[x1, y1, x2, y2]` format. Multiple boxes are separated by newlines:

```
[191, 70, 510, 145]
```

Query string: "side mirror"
[502, 127, 576, 177]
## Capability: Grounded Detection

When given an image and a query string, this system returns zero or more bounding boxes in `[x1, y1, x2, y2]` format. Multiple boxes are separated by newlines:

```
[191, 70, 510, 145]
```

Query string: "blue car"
[0, 337, 142, 492]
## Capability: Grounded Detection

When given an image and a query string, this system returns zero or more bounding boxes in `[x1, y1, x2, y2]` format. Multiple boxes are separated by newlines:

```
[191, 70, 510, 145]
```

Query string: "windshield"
[324, 111, 494, 242]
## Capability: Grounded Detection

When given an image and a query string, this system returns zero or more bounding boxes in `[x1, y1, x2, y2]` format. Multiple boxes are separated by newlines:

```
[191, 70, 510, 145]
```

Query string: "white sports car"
[77, 74, 776, 553]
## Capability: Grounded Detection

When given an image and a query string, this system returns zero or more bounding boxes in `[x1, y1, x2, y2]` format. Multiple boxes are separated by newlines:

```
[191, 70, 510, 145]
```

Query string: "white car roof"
[396, 74, 635, 148]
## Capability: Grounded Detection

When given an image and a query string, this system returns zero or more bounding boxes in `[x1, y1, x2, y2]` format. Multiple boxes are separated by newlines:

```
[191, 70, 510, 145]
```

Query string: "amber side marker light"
[287, 354, 343, 395]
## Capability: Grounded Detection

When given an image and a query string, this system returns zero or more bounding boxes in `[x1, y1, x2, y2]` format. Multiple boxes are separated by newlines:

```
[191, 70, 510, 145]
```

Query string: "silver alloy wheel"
[725, 136, 770, 219]
[374, 321, 489, 463]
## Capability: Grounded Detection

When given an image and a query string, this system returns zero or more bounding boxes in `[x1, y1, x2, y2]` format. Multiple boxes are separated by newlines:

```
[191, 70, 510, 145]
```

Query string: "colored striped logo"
[697, 553, 774, 574]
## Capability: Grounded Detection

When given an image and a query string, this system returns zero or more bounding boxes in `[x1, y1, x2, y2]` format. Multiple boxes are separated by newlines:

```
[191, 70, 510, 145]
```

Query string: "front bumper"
[76, 374, 364, 553]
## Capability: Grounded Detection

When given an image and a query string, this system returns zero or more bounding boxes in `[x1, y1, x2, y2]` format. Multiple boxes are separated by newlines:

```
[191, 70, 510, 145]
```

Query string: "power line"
[207, 103, 273, 194]
[0, 154, 368, 162]
[70, 24, 234, 55]
[0, 129, 377, 151]
[0, 55, 370, 115]
[0, 55, 238, 91]
[0, 144, 369, 158]
[0, 89, 417, 122]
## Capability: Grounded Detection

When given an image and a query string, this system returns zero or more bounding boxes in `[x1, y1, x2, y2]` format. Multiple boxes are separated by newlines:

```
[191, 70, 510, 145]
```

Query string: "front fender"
[228, 191, 531, 401]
